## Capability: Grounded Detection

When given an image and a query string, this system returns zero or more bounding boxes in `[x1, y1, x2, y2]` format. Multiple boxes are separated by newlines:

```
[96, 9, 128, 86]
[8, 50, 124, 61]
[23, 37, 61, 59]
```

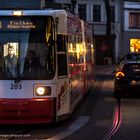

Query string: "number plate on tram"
[10, 83, 22, 89]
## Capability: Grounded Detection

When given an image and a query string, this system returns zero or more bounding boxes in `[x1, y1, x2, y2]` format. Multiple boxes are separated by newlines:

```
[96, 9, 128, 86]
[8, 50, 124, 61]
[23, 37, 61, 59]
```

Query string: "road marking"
[47, 116, 89, 140]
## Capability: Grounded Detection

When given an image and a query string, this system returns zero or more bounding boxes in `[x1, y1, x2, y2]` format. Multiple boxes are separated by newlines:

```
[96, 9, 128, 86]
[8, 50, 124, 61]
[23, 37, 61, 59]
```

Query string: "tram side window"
[57, 35, 66, 52]
[57, 34, 67, 76]
[57, 54, 67, 76]
[86, 45, 92, 63]
[45, 17, 55, 78]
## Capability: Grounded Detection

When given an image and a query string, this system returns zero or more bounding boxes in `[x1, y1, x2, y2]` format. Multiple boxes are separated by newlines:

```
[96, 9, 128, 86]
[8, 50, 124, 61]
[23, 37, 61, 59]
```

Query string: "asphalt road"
[0, 65, 124, 140]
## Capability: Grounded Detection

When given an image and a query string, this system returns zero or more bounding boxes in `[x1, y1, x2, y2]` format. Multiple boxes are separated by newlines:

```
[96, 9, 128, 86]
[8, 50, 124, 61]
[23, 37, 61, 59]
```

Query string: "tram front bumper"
[0, 98, 56, 124]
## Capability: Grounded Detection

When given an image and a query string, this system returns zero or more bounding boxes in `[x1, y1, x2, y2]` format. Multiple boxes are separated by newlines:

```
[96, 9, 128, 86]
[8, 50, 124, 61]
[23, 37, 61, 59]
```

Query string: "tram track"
[103, 99, 121, 140]
[0, 65, 118, 140]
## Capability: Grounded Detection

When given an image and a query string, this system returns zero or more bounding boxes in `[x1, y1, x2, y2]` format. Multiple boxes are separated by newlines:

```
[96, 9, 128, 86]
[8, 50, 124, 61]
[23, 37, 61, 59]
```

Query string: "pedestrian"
[24, 50, 41, 76]
[4, 45, 18, 77]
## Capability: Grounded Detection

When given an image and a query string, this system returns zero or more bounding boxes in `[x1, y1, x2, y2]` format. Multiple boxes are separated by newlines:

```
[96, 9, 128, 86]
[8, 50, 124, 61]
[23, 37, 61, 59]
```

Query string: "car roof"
[126, 52, 140, 55]
[120, 53, 140, 61]
[124, 53, 140, 57]
[121, 60, 140, 64]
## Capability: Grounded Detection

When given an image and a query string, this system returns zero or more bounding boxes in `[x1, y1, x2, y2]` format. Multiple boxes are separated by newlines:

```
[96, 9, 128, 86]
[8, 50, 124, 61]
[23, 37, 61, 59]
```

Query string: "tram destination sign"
[0, 20, 36, 31]
[0, 18, 45, 31]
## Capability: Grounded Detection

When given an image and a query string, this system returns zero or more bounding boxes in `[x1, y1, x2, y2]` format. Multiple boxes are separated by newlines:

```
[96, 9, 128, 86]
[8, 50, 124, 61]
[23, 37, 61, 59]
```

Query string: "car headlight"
[35, 86, 51, 96]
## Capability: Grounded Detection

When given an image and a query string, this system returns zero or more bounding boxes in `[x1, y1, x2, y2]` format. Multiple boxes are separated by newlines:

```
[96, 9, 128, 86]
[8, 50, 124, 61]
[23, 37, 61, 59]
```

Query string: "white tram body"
[0, 8, 94, 124]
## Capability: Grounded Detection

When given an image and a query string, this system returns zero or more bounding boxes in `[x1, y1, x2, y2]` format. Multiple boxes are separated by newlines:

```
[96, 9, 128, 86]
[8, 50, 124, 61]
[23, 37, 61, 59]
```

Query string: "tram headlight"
[35, 86, 51, 96]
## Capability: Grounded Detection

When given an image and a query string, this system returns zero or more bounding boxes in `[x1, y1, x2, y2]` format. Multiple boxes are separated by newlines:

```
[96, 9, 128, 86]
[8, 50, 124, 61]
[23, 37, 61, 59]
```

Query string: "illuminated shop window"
[130, 39, 140, 52]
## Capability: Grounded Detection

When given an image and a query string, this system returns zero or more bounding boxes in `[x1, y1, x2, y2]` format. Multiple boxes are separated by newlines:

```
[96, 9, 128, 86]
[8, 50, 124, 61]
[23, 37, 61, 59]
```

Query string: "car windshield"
[123, 63, 140, 74]
[125, 54, 140, 61]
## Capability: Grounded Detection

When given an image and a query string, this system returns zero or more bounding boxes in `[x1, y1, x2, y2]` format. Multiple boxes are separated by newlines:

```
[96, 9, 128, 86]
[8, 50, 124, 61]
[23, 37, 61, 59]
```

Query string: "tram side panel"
[56, 78, 70, 121]
[55, 11, 71, 121]
[67, 13, 86, 112]
[52, 10, 94, 122]
[84, 23, 94, 90]
[0, 80, 56, 124]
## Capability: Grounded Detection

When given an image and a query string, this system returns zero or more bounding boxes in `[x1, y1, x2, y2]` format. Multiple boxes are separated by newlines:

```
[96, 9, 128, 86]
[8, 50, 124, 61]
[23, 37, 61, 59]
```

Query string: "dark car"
[114, 60, 140, 98]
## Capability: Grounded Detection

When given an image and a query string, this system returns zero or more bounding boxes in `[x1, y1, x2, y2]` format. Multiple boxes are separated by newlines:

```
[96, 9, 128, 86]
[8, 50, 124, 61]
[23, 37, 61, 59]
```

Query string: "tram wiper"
[14, 73, 24, 83]
[14, 57, 25, 83]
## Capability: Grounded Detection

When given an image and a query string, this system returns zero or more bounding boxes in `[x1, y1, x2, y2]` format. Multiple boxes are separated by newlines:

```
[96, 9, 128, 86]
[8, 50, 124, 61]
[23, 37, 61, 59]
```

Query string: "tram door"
[56, 34, 70, 117]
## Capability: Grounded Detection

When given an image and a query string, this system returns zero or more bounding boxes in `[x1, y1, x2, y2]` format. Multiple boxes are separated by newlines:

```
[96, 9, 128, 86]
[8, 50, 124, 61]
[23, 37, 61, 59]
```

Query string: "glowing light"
[68, 43, 73, 52]
[35, 86, 51, 96]
[131, 80, 137, 85]
[130, 38, 140, 53]
[12, 11, 23, 16]
[116, 71, 124, 79]
[36, 87, 45, 96]
[76, 44, 80, 53]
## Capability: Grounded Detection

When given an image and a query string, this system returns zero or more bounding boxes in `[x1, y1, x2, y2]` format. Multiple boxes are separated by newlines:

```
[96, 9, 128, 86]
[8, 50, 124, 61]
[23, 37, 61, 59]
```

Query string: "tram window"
[57, 54, 67, 76]
[57, 35, 66, 52]
[0, 16, 57, 80]
[68, 35, 72, 43]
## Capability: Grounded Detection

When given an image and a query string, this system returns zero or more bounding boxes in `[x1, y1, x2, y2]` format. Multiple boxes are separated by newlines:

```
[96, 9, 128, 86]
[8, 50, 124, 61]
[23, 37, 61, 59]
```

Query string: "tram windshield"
[0, 16, 55, 80]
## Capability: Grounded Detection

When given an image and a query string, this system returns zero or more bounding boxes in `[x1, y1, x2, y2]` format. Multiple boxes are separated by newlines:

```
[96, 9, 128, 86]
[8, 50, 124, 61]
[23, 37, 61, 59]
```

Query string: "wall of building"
[121, 1, 140, 57]
[55, 0, 121, 64]
[54, 0, 140, 62]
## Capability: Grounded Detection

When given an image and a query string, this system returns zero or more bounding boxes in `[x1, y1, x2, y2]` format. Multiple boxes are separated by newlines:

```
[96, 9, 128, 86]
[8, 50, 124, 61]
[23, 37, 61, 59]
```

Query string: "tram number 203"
[11, 83, 22, 89]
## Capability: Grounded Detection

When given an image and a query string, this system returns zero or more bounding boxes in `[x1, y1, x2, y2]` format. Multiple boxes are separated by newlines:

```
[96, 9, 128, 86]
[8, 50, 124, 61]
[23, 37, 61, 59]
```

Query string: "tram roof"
[0, 1, 71, 17]
[0, 9, 67, 16]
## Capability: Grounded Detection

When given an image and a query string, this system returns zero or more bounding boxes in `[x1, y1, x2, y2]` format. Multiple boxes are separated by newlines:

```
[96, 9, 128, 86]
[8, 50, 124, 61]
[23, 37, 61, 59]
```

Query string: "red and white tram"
[0, 5, 94, 124]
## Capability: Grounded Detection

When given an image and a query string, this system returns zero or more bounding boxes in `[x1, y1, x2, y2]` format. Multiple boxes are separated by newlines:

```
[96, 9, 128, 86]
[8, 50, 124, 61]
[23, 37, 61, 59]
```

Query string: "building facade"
[122, 1, 140, 55]
[55, 0, 140, 63]
[2, 0, 140, 63]
[55, 0, 122, 64]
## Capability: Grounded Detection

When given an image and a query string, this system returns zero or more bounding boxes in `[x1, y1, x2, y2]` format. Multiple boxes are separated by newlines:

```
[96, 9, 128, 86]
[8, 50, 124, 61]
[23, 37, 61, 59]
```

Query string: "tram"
[0, 3, 94, 124]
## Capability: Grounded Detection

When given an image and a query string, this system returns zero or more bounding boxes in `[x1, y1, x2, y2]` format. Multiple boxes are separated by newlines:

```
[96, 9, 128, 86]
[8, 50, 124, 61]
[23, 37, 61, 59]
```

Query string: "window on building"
[130, 39, 140, 53]
[129, 12, 140, 29]
[78, 4, 86, 20]
[64, 4, 71, 11]
[110, 6, 115, 23]
[93, 5, 101, 22]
